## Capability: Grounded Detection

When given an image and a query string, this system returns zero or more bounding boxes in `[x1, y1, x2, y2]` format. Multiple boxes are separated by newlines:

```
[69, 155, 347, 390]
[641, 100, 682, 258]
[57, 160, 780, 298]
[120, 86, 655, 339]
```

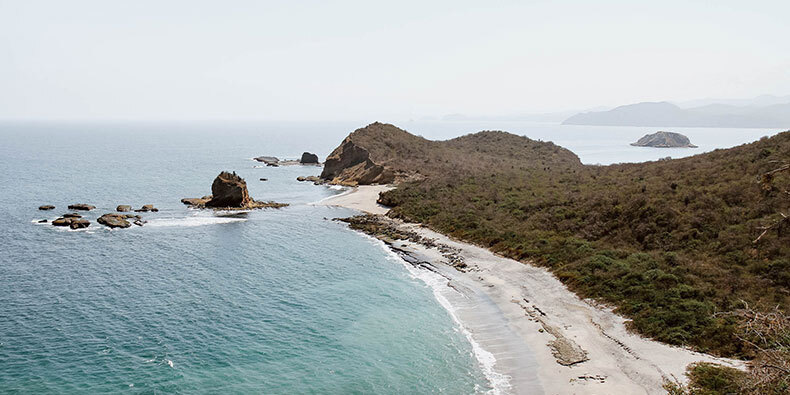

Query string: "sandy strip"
[316, 185, 394, 214]
[325, 186, 746, 395]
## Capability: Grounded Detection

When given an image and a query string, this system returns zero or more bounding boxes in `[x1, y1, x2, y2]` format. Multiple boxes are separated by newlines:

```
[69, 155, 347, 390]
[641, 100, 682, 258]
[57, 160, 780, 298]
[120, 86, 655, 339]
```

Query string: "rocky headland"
[631, 131, 698, 148]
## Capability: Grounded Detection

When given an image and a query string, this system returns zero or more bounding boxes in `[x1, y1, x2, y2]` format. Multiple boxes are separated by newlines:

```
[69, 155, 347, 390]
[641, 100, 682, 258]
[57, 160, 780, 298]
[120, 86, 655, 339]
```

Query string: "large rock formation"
[182, 172, 288, 210]
[300, 152, 320, 164]
[206, 171, 252, 207]
[631, 131, 698, 148]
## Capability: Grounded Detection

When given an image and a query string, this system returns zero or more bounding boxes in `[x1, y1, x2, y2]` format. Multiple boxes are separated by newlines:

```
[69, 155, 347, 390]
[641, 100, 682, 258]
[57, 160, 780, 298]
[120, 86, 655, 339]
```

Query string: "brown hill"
[320, 122, 581, 185]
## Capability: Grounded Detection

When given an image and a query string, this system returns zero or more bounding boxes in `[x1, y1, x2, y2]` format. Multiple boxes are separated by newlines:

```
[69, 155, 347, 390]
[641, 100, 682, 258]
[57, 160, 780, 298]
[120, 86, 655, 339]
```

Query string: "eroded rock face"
[319, 137, 394, 186]
[631, 131, 698, 148]
[68, 204, 96, 211]
[300, 152, 319, 164]
[207, 171, 252, 208]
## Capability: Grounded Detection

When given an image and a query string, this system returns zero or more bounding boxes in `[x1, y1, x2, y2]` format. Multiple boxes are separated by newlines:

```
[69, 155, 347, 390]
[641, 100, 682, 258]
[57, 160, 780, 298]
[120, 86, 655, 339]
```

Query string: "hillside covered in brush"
[319, 122, 581, 185]
[324, 123, 790, 360]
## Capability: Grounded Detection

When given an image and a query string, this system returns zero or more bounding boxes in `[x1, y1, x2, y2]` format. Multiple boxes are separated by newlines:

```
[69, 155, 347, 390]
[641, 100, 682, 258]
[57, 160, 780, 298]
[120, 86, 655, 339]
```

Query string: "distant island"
[631, 131, 697, 148]
[562, 100, 790, 128]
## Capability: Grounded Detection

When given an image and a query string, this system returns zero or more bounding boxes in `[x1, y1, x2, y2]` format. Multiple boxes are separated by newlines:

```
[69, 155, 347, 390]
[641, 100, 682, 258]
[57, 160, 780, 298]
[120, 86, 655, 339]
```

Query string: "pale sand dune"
[323, 186, 745, 395]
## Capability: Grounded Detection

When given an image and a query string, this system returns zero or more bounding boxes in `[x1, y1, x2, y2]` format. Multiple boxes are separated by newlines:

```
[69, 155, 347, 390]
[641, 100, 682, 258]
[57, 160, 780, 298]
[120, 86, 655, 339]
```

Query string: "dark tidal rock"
[68, 203, 95, 211]
[38, 205, 55, 211]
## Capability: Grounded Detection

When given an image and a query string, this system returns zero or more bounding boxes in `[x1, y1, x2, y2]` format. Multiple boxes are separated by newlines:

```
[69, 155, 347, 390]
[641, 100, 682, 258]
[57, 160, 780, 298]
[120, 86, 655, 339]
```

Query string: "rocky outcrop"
[134, 204, 158, 213]
[181, 196, 212, 206]
[300, 152, 319, 164]
[254, 156, 279, 166]
[296, 176, 321, 184]
[52, 216, 90, 229]
[97, 213, 138, 228]
[39, 205, 55, 211]
[631, 131, 698, 148]
[62, 213, 82, 218]
[206, 172, 252, 208]
[116, 205, 131, 212]
[68, 203, 95, 211]
[182, 172, 288, 210]
[320, 136, 395, 186]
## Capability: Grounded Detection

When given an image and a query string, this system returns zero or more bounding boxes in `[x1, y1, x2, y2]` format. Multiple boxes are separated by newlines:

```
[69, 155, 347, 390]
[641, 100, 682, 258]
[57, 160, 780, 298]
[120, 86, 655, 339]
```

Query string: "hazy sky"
[1, 0, 788, 120]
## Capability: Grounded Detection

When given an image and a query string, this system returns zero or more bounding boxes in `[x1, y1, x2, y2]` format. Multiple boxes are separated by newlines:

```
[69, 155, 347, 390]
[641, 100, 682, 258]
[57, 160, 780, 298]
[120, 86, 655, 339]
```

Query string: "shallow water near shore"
[0, 120, 779, 393]
[0, 122, 492, 393]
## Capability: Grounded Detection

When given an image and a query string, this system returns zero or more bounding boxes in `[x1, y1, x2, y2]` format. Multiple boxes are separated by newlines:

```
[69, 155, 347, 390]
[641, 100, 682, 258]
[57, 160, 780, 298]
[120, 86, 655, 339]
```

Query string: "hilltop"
[320, 122, 581, 185]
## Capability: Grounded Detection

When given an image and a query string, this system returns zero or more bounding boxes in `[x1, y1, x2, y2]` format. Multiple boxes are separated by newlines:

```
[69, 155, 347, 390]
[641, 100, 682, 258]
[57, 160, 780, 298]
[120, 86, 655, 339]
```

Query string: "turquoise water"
[0, 120, 781, 393]
[0, 122, 489, 393]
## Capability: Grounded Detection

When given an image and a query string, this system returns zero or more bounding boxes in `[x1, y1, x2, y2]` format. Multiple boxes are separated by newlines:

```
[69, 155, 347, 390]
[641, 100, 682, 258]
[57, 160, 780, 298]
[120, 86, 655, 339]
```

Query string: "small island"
[182, 171, 288, 210]
[631, 131, 697, 148]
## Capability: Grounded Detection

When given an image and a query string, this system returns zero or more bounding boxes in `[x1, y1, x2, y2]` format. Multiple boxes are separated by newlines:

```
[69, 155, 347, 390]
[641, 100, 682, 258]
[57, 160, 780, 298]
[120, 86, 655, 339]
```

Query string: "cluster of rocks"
[38, 203, 156, 230]
[52, 213, 90, 229]
[181, 171, 288, 210]
[253, 152, 321, 167]
[336, 214, 469, 271]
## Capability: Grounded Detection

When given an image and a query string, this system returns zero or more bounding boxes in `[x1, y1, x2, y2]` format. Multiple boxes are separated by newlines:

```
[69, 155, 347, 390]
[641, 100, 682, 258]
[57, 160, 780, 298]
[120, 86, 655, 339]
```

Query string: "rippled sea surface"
[0, 122, 488, 393]
[0, 120, 781, 393]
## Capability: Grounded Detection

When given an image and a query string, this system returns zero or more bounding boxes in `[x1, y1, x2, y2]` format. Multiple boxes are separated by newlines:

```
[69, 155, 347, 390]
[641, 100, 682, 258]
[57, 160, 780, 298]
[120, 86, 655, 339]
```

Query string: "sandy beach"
[320, 185, 746, 395]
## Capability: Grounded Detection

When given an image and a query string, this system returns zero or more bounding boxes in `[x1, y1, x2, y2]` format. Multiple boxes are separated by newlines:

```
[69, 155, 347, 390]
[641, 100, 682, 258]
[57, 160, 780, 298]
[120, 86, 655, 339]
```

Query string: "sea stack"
[182, 171, 288, 210]
[631, 131, 697, 148]
[206, 171, 252, 208]
[300, 152, 320, 164]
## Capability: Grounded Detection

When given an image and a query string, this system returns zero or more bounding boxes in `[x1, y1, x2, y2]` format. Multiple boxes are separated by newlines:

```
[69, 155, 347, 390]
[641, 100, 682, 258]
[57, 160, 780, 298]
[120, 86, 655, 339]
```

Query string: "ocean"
[0, 120, 783, 393]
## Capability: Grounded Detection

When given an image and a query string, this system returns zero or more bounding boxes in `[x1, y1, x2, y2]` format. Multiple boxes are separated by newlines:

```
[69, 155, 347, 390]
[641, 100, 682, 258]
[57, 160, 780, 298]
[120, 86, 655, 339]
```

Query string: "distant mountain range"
[563, 97, 790, 128]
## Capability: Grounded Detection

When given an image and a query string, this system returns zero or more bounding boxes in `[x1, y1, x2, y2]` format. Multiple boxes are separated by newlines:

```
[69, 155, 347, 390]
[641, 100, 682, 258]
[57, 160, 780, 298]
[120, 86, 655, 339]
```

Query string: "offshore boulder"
[206, 171, 252, 208]
[182, 171, 288, 210]
[300, 152, 320, 164]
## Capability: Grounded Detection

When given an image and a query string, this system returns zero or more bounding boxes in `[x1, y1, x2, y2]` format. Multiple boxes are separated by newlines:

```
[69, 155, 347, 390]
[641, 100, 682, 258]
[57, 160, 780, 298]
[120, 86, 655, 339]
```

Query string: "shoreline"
[321, 186, 746, 395]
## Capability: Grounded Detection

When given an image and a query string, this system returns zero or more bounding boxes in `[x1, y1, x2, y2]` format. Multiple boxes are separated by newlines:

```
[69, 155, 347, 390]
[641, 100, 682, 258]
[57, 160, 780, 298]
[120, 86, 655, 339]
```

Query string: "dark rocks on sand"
[39, 205, 55, 211]
[631, 131, 698, 148]
[97, 213, 132, 229]
[68, 203, 96, 211]
[300, 152, 320, 164]
[117, 205, 132, 212]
